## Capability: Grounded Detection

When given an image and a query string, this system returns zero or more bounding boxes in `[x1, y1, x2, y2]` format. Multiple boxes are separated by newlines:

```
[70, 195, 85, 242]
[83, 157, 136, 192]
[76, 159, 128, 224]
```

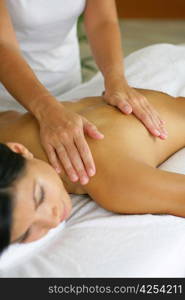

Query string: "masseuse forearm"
[85, 21, 126, 85]
[0, 44, 64, 118]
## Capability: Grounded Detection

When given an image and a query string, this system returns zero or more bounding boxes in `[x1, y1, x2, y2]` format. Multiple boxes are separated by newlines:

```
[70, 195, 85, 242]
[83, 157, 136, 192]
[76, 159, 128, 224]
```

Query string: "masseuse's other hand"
[103, 79, 168, 139]
[37, 101, 104, 185]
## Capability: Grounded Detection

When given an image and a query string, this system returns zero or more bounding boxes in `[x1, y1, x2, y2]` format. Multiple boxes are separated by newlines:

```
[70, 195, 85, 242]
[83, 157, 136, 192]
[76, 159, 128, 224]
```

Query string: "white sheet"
[1, 43, 185, 277]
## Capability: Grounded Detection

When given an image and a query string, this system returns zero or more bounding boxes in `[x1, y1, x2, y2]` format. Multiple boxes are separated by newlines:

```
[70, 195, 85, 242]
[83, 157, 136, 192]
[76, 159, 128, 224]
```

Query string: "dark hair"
[0, 143, 26, 255]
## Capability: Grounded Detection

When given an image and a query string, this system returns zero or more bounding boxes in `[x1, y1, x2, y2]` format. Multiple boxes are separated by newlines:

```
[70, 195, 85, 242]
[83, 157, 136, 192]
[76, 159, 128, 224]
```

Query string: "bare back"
[0, 88, 185, 206]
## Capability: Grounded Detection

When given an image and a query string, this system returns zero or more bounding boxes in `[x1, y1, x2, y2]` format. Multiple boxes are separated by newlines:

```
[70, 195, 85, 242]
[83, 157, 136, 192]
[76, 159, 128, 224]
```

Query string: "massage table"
[0, 43, 185, 277]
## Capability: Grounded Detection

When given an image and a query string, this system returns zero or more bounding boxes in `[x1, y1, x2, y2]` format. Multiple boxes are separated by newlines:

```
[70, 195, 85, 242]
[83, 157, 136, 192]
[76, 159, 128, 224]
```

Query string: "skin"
[8, 147, 72, 244]
[0, 88, 185, 244]
[84, 0, 167, 138]
[0, 0, 167, 185]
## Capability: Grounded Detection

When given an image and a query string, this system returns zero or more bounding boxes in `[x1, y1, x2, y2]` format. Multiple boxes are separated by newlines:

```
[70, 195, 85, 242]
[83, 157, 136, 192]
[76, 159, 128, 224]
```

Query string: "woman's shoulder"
[0, 110, 22, 126]
[0, 110, 38, 146]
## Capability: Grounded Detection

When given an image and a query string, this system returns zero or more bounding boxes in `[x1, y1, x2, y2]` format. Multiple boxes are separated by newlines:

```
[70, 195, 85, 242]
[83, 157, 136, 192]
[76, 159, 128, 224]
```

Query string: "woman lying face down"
[1, 87, 185, 254]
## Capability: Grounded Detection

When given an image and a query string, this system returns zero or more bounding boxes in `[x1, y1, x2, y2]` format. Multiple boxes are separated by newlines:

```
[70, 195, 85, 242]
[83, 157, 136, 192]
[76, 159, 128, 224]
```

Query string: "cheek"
[11, 204, 35, 242]
[42, 171, 63, 200]
[24, 227, 49, 243]
[40, 164, 72, 215]
[45, 183, 72, 220]
[63, 189, 72, 212]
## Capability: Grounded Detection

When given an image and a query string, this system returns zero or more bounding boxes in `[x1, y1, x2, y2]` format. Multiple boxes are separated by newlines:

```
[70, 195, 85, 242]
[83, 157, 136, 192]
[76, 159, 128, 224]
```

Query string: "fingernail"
[98, 132, 104, 138]
[160, 134, 167, 139]
[71, 174, 78, 182]
[89, 168, 95, 177]
[160, 132, 168, 139]
[81, 176, 89, 185]
[96, 133, 104, 139]
[154, 129, 161, 136]
[56, 167, 61, 173]
[160, 128, 168, 138]
[163, 128, 168, 136]
[124, 105, 132, 114]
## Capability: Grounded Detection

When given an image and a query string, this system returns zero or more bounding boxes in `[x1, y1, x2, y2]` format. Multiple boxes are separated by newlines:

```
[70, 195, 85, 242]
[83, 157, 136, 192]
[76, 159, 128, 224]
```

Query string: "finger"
[148, 110, 168, 139]
[140, 103, 168, 139]
[128, 92, 168, 138]
[143, 102, 164, 127]
[134, 98, 168, 138]
[133, 105, 162, 137]
[142, 105, 163, 132]
[74, 131, 96, 178]
[154, 113, 166, 126]
[160, 119, 166, 125]
[103, 92, 133, 114]
[55, 143, 79, 182]
[64, 139, 90, 185]
[83, 120, 104, 140]
[112, 98, 132, 114]
[44, 143, 62, 173]
[148, 112, 167, 139]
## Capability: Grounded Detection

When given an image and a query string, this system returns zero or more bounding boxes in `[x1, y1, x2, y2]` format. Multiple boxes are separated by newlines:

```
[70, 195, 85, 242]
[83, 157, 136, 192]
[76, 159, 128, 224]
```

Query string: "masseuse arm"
[84, 0, 167, 139]
[0, 0, 104, 185]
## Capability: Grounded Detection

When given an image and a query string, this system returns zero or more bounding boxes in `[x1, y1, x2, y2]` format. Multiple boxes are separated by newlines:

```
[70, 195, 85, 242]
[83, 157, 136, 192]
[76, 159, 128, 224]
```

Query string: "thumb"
[83, 118, 104, 140]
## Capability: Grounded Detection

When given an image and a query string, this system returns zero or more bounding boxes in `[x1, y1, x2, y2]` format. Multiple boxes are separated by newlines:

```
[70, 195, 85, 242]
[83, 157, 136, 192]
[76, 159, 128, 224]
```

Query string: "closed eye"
[17, 186, 45, 243]
[20, 228, 31, 243]
[38, 185, 45, 207]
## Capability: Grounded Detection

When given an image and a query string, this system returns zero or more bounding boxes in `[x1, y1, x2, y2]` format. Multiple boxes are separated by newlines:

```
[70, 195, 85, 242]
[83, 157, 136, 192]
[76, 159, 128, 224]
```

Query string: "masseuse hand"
[103, 77, 168, 139]
[37, 100, 104, 185]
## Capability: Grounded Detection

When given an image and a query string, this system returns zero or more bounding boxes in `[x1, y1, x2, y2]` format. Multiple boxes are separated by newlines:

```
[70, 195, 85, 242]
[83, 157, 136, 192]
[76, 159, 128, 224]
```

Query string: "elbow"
[92, 193, 134, 214]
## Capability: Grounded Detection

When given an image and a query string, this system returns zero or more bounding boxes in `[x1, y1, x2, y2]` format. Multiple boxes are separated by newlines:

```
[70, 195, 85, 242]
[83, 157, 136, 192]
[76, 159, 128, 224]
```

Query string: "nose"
[52, 206, 60, 219]
[49, 206, 61, 227]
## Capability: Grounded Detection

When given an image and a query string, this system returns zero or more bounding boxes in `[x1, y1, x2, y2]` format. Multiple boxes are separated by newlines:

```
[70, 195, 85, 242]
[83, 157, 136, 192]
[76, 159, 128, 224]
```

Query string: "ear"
[5, 142, 34, 159]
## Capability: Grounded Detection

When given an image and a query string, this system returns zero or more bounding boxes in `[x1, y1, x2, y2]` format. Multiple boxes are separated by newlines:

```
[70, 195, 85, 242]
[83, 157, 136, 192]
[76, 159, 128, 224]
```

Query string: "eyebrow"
[12, 181, 39, 244]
